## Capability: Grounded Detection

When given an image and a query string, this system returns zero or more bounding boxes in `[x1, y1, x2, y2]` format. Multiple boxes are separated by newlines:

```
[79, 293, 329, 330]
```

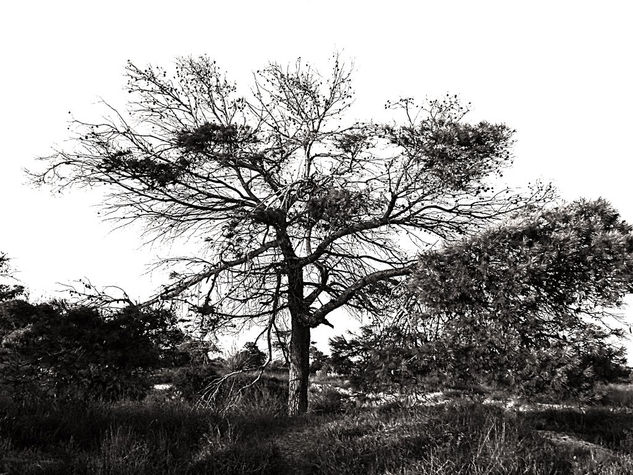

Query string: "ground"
[2, 379, 633, 474]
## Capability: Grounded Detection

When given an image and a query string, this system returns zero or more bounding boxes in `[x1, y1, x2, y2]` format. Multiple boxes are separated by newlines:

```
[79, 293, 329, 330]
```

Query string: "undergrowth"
[2, 380, 633, 474]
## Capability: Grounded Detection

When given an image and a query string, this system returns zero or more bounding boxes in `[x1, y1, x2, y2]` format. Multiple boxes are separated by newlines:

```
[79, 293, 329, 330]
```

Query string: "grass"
[2, 381, 633, 474]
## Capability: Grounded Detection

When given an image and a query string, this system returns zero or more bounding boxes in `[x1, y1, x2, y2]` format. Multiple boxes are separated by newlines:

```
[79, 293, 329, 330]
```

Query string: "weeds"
[2, 382, 633, 474]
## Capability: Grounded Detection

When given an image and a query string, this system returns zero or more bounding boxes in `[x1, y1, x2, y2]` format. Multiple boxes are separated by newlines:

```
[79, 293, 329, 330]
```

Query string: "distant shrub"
[175, 338, 219, 366]
[170, 365, 220, 401]
[600, 383, 633, 407]
[309, 386, 347, 414]
[225, 341, 267, 371]
[309, 345, 330, 373]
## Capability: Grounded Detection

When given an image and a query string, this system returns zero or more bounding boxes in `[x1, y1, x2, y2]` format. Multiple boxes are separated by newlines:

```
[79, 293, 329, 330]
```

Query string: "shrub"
[224, 342, 267, 371]
[170, 365, 220, 401]
[309, 345, 330, 373]
[328, 325, 435, 392]
[0, 300, 184, 402]
[309, 386, 347, 414]
[329, 322, 631, 401]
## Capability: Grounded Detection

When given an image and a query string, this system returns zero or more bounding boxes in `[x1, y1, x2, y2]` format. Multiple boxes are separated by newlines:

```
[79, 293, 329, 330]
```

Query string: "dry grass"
[2, 379, 633, 474]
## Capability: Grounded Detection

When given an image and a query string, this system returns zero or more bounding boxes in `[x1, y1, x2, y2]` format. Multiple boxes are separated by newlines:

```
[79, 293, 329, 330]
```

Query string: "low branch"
[308, 264, 415, 326]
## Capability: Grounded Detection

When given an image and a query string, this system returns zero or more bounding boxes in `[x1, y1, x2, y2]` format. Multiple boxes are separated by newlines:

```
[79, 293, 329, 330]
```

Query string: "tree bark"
[277, 224, 311, 416]
[288, 313, 310, 415]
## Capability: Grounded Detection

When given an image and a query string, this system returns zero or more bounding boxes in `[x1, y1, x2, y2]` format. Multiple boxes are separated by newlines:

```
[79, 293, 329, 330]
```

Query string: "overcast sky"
[1, 1, 632, 351]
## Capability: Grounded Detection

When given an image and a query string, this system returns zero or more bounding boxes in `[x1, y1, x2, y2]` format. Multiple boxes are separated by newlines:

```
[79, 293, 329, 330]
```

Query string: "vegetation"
[3, 54, 633, 472]
[0, 300, 185, 402]
[0, 253, 24, 302]
[411, 199, 633, 400]
[326, 200, 633, 402]
[3, 380, 633, 474]
[32, 56, 552, 413]
[2, 242, 633, 472]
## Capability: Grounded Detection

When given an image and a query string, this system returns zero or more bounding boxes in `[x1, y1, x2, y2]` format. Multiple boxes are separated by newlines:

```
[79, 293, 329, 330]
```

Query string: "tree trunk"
[288, 314, 310, 415]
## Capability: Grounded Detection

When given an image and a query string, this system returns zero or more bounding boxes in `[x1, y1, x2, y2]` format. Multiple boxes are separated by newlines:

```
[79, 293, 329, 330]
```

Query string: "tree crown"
[33, 55, 551, 341]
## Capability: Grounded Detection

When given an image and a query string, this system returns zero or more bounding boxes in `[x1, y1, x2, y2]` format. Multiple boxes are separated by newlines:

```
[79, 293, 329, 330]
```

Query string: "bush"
[170, 365, 220, 401]
[225, 342, 267, 371]
[0, 300, 184, 402]
[175, 338, 219, 366]
[309, 386, 347, 414]
[329, 322, 631, 401]
[309, 345, 330, 373]
[510, 336, 631, 402]
[328, 325, 435, 392]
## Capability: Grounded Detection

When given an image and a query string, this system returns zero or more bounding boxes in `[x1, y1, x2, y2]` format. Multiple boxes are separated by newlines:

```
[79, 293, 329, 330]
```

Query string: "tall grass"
[2, 380, 633, 474]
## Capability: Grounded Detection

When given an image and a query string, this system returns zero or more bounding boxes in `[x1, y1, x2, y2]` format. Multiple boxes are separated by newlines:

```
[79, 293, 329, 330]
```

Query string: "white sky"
[1, 1, 633, 353]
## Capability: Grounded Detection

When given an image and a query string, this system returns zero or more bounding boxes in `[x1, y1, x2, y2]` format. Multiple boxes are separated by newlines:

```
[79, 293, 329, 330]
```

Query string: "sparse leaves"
[31, 55, 557, 413]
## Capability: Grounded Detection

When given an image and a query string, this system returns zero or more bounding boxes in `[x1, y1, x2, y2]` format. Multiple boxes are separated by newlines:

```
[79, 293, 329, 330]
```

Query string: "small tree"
[408, 199, 633, 398]
[0, 253, 24, 302]
[33, 55, 550, 414]
[309, 345, 330, 373]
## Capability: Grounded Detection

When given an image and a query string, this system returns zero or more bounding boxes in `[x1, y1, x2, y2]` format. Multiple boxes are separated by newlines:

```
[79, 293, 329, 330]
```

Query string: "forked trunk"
[288, 315, 310, 415]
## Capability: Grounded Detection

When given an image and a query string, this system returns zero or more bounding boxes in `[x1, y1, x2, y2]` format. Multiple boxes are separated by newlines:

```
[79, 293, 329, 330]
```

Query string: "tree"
[240, 341, 267, 369]
[0, 253, 24, 302]
[309, 345, 330, 373]
[407, 199, 633, 398]
[33, 55, 550, 414]
[0, 300, 184, 401]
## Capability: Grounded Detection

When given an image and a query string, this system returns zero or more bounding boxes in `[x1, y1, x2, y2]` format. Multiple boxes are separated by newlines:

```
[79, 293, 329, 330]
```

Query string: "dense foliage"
[0, 300, 184, 401]
[330, 322, 629, 401]
[328, 326, 425, 390]
[328, 200, 633, 399]
[411, 199, 633, 398]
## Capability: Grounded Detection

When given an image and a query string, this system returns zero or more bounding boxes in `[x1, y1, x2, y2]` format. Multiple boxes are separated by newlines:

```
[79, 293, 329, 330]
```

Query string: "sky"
[1, 1, 633, 352]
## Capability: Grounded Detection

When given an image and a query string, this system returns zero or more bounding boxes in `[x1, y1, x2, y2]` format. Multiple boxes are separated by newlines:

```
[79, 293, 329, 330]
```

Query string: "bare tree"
[33, 55, 551, 414]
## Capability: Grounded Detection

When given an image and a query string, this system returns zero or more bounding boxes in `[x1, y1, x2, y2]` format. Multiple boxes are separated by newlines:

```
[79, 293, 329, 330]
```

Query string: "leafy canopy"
[409, 199, 633, 397]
